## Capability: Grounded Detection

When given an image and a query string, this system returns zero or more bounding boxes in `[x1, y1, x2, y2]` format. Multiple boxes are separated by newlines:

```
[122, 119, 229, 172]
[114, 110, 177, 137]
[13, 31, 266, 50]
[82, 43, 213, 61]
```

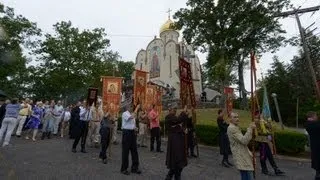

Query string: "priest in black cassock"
[165, 105, 187, 180]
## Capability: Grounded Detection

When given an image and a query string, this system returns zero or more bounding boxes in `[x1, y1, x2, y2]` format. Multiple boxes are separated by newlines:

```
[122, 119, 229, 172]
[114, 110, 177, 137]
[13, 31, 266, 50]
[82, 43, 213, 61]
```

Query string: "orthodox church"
[134, 16, 202, 100]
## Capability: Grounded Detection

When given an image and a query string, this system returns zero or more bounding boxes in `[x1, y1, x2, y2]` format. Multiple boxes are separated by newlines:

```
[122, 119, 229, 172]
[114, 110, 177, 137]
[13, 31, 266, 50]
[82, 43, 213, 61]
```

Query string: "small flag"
[262, 85, 271, 121]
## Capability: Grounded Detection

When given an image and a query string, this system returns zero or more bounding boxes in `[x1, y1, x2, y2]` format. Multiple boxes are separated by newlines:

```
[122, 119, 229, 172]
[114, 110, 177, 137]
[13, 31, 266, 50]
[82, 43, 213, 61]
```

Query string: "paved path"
[0, 133, 315, 180]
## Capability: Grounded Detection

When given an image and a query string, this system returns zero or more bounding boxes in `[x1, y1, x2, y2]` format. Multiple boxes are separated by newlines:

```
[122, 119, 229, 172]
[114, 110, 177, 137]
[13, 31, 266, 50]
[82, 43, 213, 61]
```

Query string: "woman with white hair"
[25, 101, 44, 141]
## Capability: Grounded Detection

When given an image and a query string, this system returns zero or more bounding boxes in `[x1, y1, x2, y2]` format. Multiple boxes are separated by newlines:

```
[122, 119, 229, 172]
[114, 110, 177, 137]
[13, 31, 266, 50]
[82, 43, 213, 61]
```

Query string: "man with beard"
[165, 105, 187, 180]
[69, 101, 81, 139]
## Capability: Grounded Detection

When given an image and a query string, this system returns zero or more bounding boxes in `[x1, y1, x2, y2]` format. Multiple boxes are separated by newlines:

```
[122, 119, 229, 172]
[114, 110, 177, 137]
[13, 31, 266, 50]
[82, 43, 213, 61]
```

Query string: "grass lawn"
[161, 108, 281, 129]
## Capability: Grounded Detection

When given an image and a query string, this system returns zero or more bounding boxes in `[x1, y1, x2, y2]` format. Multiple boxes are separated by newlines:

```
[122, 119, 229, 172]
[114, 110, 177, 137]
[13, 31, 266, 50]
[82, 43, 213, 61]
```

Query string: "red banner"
[145, 84, 156, 110]
[102, 76, 123, 117]
[179, 58, 196, 108]
[134, 70, 147, 107]
[224, 87, 234, 116]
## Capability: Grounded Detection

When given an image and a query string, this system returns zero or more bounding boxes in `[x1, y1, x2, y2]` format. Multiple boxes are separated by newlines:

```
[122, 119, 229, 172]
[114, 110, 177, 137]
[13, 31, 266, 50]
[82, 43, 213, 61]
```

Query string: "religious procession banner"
[155, 87, 162, 119]
[179, 57, 196, 108]
[145, 84, 156, 110]
[224, 87, 234, 116]
[102, 76, 123, 117]
[87, 87, 98, 107]
[134, 70, 147, 107]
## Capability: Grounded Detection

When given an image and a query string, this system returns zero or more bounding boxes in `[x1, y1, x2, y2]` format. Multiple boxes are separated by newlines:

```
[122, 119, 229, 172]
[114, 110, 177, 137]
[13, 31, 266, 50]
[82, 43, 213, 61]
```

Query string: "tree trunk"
[237, 56, 247, 109]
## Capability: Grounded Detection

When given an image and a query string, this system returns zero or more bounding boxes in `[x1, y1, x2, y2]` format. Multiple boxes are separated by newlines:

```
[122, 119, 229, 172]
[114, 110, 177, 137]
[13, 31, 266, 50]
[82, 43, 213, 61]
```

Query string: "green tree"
[34, 21, 119, 102]
[0, 3, 41, 98]
[174, 0, 291, 108]
[260, 32, 320, 126]
[115, 61, 134, 81]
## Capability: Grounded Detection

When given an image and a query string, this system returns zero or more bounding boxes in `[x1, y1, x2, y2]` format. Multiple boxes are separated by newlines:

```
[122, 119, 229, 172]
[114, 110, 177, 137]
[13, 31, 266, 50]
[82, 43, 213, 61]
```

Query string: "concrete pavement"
[0, 134, 315, 180]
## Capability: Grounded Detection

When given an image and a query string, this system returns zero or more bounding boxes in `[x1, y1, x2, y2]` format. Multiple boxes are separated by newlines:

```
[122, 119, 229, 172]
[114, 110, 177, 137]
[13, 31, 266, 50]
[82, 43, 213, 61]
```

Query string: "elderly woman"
[41, 101, 55, 140]
[25, 101, 43, 141]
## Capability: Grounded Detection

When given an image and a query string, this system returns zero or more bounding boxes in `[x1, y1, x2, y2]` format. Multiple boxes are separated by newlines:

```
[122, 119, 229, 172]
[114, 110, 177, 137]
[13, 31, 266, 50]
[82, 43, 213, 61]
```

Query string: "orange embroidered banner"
[224, 87, 234, 116]
[155, 87, 162, 119]
[145, 84, 156, 110]
[102, 76, 123, 117]
[134, 70, 147, 107]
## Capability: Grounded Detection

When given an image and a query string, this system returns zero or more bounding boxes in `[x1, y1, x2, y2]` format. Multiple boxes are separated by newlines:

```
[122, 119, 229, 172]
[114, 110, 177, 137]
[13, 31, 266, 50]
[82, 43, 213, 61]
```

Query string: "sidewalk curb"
[160, 137, 311, 163]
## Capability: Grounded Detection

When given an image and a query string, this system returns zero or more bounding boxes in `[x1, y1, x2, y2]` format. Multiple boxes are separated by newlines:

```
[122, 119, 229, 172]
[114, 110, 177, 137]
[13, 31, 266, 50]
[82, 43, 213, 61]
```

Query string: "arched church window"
[140, 63, 142, 70]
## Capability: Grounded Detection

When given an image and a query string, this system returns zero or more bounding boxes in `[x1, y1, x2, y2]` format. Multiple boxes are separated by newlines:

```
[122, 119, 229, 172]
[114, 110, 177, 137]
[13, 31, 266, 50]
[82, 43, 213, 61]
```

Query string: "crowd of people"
[0, 97, 196, 180]
[1, 96, 319, 180]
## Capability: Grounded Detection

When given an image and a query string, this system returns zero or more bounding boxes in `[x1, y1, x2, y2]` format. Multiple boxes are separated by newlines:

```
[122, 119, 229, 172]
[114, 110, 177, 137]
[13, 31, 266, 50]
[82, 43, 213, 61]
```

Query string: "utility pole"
[275, 6, 320, 100]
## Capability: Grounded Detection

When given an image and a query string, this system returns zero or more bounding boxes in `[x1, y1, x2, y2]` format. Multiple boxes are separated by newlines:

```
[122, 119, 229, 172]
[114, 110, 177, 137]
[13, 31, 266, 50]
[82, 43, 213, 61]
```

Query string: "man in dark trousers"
[72, 101, 90, 153]
[120, 104, 141, 175]
[179, 106, 197, 158]
[149, 104, 163, 152]
[69, 101, 81, 139]
[99, 112, 113, 164]
[305, 111, 320, 180]
[165, 105, 187, 180]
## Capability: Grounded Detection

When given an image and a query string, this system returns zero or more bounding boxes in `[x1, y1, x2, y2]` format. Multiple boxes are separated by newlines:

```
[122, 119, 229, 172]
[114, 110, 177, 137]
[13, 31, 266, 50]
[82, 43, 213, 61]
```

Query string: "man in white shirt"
[72, 101, 91, 153]
[120, 104, 141, 175]
[52, 100, 64, 135]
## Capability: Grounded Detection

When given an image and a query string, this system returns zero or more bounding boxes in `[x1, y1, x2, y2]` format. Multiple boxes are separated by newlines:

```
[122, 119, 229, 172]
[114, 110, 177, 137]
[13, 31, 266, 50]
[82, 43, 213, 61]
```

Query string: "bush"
[274, 130, 307, 154]
[195, 125, 219, 146]
[193, 124, 307, 155]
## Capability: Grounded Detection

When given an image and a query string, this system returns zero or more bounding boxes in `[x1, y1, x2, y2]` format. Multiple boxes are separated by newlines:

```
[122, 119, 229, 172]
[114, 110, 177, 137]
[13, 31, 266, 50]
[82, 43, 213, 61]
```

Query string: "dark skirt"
[218, 132, 231, 155]
[166, 132, 188, 170]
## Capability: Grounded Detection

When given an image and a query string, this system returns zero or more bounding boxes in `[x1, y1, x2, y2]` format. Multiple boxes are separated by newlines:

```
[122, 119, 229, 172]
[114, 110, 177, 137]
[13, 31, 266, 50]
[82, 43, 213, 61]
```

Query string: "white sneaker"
[2, 143, 9, 147]
[25, 136, 29, 140]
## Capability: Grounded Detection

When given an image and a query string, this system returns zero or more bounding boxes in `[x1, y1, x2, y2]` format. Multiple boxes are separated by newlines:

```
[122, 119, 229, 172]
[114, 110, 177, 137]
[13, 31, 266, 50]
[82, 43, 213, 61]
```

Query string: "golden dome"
[159, 18, 176, 34]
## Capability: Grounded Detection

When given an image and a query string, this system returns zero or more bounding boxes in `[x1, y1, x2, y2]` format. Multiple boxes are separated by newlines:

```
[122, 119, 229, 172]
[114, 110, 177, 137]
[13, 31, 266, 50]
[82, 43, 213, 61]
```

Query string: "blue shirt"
[121, 111, 136, 130]
[5, 104, 21, 118]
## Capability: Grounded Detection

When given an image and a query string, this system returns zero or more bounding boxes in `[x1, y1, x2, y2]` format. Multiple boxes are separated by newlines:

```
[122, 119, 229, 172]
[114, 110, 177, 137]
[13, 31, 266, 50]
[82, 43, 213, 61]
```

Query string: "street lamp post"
[271, 93, 284, 130]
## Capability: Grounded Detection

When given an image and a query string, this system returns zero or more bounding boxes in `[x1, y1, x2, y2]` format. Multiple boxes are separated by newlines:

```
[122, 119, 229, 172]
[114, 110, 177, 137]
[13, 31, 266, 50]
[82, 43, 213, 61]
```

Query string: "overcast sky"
[2, 0, 320, 91]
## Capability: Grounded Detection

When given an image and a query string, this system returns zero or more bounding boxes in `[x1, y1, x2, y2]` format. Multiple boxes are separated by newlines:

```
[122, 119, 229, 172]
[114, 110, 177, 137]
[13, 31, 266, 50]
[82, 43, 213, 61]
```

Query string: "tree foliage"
[32, 21, 121, 102]
[0, 3, 135, 102]
[259, 32, 320, 126]
[0, 3, 41, 98]
[174, 0, 291, 108]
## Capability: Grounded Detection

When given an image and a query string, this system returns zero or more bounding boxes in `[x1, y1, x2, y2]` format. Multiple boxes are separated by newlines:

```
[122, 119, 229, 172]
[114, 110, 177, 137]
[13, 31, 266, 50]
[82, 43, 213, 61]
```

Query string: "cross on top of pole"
[167, 8, 172, 19]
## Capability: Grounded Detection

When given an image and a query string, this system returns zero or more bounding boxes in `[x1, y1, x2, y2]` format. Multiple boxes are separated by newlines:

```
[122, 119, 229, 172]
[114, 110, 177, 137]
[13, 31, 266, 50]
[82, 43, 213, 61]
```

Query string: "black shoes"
[102, 159, 107, 164]
[41, 133, 46, 140]
[226, 161, 233, 167]
[81, 149, 87, 153]
[275, 168, 285, 176]
[131, 169, 142, 174]
[121, 170, 130, 175]
[72, 148, 77, 153]
[221, 161, 230, 168]
[157, 150, 164, 153]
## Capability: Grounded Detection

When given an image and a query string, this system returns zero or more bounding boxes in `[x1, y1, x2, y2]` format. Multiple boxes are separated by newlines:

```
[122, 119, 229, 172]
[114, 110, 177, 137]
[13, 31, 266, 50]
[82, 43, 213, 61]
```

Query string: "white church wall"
[135, 49, 147, 71]
[163, 40, 180, 99]
[160, 31, 179, 44]
[146, 38, 164, 81]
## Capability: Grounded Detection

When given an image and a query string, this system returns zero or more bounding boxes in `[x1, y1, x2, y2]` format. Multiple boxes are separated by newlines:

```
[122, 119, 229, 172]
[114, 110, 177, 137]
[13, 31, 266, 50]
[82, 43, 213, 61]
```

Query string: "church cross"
[167, 8, 172, 19]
